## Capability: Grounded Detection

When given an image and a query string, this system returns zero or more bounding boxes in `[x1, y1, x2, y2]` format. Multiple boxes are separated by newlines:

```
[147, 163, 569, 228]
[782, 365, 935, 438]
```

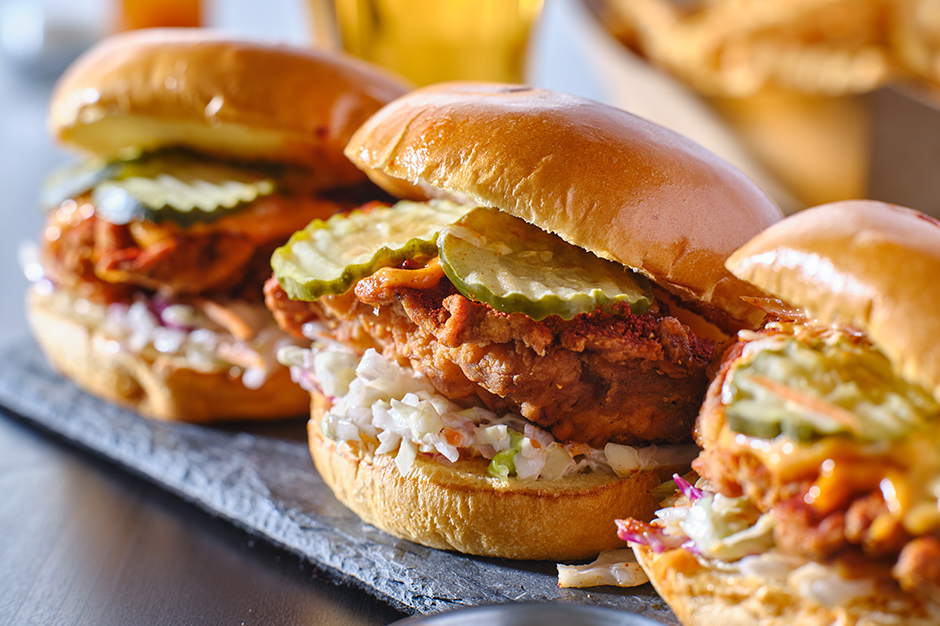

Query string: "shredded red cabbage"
[680, 539, 701, 556]
[147, 292, 172, 318]
[147, 293, 195, 332]
[289, 367, 319, 393]
[673, 473, 703, 501]
[616, 477, 710, 557]
[616, 518, 684, 554]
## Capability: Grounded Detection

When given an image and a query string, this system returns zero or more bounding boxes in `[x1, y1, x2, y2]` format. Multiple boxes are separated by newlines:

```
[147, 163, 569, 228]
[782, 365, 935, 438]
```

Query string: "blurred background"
[4, 0, 940, 351]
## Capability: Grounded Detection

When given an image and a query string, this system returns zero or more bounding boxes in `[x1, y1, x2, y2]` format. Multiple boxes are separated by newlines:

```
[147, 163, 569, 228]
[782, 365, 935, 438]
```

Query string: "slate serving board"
[0, 337, 679, 623]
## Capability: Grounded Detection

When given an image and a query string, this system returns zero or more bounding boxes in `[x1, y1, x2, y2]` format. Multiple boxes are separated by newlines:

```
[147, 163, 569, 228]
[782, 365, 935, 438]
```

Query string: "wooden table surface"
[0, 410, 409, 626]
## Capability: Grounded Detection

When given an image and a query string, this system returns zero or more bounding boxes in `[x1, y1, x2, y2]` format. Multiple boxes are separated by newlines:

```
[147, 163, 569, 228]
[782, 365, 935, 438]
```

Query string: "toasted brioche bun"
[309, 392, 676, 560]
[634, 545, 940, 626]
[27, 287, 308, 422]
[345, 82, 783, 330]
[51, 29, 411, 189]
[726, 200, 940, 402]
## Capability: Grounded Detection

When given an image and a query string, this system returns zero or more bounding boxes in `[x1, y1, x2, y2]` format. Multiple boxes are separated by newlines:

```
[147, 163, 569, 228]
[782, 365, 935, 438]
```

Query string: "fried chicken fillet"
[266, 265, 715, 447]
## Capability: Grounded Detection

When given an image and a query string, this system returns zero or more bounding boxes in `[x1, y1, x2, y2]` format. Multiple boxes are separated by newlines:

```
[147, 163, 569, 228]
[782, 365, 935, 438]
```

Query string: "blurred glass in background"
[307, 0, 544, 85]
[117, 0, 201, 30]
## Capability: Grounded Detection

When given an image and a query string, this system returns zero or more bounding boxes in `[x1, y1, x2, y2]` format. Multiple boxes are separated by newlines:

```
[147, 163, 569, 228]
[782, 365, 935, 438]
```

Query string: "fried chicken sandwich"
[27, 29, 409, 421]
[624, 200, 940, 624]
[265, 82, 782, 559]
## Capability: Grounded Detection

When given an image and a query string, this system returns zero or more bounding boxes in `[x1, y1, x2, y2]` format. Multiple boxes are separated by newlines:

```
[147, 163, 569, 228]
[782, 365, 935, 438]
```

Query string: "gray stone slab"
[0, 337, 678, 623]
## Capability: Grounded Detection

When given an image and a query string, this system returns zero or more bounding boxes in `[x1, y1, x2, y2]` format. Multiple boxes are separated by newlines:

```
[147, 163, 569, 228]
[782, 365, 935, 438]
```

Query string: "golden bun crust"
[309, 392, 674, 560]
[634, 545, 940, 626]
[28, 288, 308, 422]
[345, 82, 783, 329]
[51, 28, 411, 188]
[726, 200, 940, 402]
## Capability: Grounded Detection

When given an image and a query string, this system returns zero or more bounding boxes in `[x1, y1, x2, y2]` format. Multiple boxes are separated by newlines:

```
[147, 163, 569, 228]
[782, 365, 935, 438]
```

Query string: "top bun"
[51, 29, 411, 188]
[344, 82, 783, 329]
[726, 199, 940, 401]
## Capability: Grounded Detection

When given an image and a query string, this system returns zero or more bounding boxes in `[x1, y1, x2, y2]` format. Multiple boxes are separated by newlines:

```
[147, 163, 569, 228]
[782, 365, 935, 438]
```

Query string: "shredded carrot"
[442, 428, 464, 447]
[199, 299, 260, 341]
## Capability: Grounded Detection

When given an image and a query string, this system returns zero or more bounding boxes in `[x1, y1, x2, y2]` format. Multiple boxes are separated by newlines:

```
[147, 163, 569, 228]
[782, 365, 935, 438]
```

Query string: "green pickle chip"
[41, 159, 121, 210]
[43, 150, 280, 226]
[272, 200, 473, 301]
[91, 155, 277, 226]
[725, 332, 940, 443]
[438, 207, 652, 321]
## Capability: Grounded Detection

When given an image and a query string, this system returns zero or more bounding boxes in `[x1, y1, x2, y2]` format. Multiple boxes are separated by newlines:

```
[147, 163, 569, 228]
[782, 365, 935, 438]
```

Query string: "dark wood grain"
[0, 412, 409, 626]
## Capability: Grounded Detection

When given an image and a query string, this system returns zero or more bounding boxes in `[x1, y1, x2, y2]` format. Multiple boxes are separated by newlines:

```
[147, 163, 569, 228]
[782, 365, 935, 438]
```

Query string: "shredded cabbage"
[620, 477, 772, 560]
[619, 479, 876, 606]
[678, 492, 775, 560]
[557, 549, 650, 588]
[30, 280, 297, 388]
[281, 345, 694, 479]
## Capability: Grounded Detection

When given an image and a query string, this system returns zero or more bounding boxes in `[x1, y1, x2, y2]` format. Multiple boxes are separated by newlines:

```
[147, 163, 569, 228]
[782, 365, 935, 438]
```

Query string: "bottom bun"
[634, 545, 940, 626]
[309, 392, 677, 561]
[28, 287, 309, 422]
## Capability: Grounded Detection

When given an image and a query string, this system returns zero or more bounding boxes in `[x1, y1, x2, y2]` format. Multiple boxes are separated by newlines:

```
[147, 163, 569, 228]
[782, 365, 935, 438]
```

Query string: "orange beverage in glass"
[312, 0, 543, 85]
[118, 0, 201, 30]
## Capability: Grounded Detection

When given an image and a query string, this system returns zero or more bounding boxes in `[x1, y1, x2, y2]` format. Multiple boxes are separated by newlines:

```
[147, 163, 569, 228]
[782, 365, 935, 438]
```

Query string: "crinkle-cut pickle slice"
[91, 155, 277, 226]
[272, 200, 473, 302]
[41, 159, 121, 211]
[724, 334, 940, 443]
[438, 207, 652, 321]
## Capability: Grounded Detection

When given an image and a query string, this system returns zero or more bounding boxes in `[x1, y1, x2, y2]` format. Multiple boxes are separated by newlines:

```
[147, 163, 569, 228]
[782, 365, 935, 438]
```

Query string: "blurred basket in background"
[586, 0, 940, 214]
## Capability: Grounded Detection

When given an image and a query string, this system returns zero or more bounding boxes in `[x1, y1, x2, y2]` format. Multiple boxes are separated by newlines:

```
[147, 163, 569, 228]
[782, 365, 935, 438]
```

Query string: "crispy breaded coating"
[266, 272, 716, 447]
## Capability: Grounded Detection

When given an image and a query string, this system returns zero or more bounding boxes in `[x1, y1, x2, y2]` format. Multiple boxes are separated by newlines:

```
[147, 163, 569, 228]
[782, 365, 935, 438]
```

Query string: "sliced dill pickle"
[40, 159, 121, 210]
[724, 334, 940, 442]
[438, 207, 652, 321]
[726, 405, 833, 442]
[272, 200, 472, 301]
[91, 155, 276, 226]
[725, 410, 783, 440]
